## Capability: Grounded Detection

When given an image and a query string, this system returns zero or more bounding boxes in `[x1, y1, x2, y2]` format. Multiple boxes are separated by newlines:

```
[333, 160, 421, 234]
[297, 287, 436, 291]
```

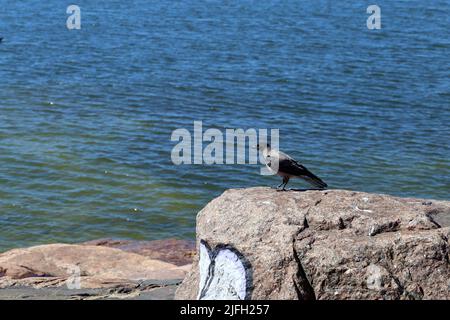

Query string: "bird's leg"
[275, 181, 284, 189]
[282, 177, 290, 191]
[276, 176, 289, 191]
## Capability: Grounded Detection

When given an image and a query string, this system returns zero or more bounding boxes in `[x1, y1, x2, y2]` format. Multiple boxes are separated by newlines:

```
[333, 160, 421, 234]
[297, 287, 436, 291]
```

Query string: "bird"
[257, 144, 328, 191]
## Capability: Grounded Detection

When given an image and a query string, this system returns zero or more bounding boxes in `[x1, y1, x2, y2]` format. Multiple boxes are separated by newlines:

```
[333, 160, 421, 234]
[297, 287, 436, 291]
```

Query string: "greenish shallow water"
[0, 1, 449, 252]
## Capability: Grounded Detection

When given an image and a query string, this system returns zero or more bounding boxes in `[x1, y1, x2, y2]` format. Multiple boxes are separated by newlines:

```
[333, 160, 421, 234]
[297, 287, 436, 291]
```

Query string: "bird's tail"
[303, 175, 328, 189]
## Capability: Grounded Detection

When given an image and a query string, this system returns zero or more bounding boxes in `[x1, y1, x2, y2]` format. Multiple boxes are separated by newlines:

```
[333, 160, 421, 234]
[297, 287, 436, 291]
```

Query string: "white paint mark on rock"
[197, 240, 249, 300]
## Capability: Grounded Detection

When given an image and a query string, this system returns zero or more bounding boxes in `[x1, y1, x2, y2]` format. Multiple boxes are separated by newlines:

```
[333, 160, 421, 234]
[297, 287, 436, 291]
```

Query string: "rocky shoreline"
[0, 238, 195, 300]
[1, 188, 449, 300]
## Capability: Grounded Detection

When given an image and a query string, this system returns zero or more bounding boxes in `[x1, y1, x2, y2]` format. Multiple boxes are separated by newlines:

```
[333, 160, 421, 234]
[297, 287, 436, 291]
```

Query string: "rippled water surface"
[0, 1, 449, 251]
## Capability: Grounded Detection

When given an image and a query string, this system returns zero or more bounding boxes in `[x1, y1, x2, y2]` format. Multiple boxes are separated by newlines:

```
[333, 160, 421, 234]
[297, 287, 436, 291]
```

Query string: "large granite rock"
[175, 187, 450, 300]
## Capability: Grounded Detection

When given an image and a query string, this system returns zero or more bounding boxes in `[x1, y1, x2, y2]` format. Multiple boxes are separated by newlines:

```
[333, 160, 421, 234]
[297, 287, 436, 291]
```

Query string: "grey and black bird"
[258, 144, 327, 191]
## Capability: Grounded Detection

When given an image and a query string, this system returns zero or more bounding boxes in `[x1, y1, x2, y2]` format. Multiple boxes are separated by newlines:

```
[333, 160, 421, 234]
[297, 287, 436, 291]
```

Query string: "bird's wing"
[277, 154, 328, 189]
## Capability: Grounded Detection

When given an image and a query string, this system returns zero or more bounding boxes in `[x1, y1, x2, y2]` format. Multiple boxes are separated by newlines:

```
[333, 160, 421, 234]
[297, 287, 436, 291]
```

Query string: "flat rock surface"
[0, 239, 194, 299]
[81, 238, 195, 266]
[0, 279, 181, 300]
[176, 187, 450, 300]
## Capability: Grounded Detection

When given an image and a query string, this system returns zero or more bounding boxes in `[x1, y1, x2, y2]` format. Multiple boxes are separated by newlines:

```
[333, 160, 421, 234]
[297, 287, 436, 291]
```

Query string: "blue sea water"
[0, 1, 449, 251]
